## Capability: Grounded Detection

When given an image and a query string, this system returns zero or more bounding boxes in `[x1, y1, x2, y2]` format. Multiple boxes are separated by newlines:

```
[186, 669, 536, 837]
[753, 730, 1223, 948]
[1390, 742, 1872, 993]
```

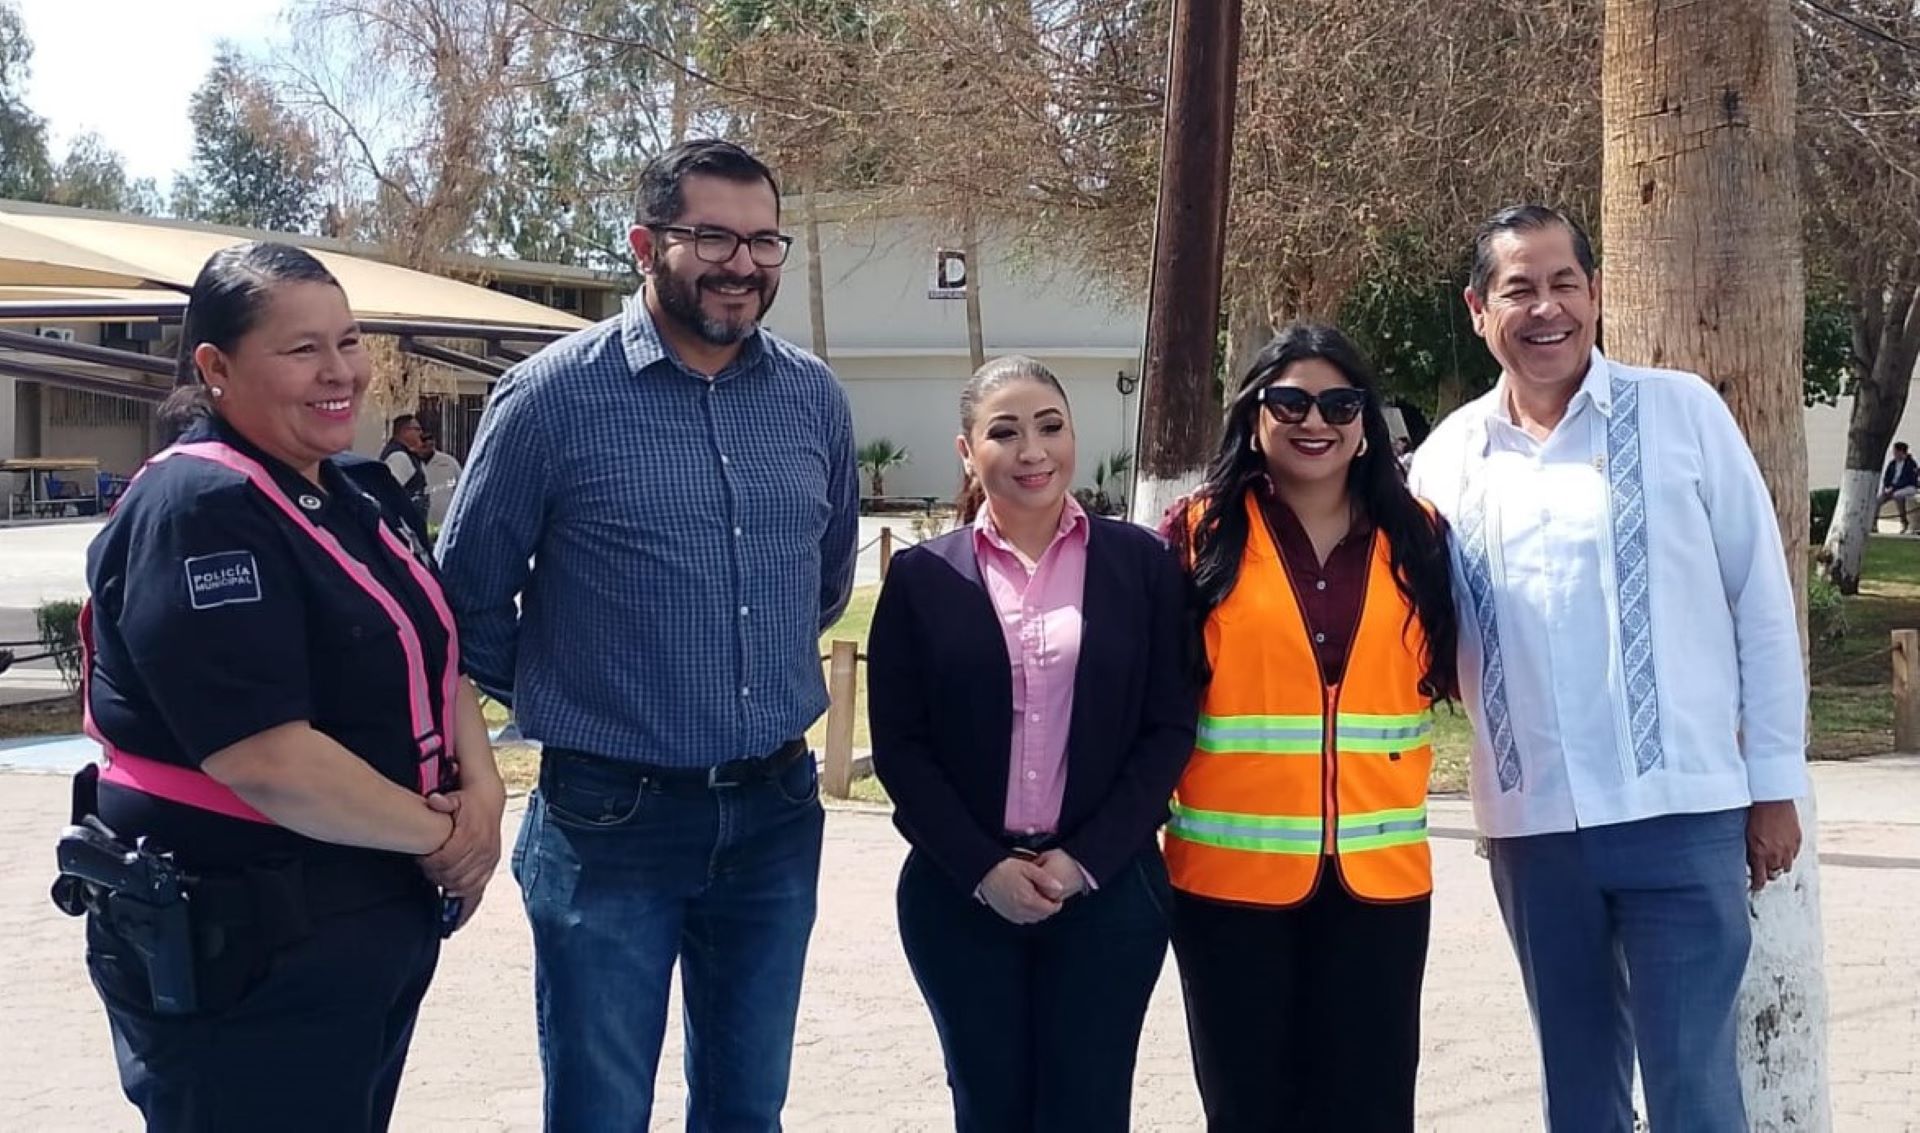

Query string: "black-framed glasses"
[648, 224, 794, 268]
[1258, 386, 1368, 426]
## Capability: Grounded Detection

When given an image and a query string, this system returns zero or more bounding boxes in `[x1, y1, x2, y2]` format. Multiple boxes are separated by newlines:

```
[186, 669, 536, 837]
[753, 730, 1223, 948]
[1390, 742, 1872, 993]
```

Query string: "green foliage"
[1804, 280, 1853, 409]
[46, 133, 160, 213]
[1338, 238, 1499, 414]
[35, 599, 82, 692]
[856, 437, 910, 496]
[173, 47, 325, 233]
[1075, 449, 1133, 517]
[0, 1, 52, 200]
[1810, 487, 1840, 544]
[1806, 573, 1850, 645]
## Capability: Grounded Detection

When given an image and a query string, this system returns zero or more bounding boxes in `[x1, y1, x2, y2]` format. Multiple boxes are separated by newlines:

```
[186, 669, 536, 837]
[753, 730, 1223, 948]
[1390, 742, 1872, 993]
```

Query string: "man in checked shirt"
[438, 139, 859, 1133]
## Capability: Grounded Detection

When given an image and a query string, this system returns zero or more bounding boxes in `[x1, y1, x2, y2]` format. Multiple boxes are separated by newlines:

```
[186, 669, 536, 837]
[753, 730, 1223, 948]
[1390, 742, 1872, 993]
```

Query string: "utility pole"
[1130, 0, 1243, 523]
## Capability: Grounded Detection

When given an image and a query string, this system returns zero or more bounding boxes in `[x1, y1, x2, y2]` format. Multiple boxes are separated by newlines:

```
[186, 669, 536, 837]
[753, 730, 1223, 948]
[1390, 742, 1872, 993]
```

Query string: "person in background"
[417, 431, 463, 529]
[868, 355, 1193, 1132]
[1879, 440, 1920, 533]
[380, 413, 430, 526]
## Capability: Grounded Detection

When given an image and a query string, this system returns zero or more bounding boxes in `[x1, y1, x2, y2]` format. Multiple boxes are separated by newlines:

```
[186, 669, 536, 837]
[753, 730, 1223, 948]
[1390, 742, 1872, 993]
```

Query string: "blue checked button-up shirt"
[436, 297, 859, 768]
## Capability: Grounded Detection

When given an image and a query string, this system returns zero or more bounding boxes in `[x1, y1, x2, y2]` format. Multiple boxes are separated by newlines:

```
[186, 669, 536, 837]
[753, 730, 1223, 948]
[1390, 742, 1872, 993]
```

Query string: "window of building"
[48, 388, 149, 428]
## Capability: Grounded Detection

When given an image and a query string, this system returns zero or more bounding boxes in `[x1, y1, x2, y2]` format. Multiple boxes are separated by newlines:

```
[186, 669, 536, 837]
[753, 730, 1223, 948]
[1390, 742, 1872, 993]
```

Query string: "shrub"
[1810, 488, 1840, 544]
[1807, 574, 1850, 645]
[35, 598, 83, 692]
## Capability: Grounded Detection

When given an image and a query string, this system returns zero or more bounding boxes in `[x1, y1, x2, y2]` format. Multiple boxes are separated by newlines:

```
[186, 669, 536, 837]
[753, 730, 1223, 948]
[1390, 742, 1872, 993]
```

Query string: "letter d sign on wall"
[928, 249, 968, 299]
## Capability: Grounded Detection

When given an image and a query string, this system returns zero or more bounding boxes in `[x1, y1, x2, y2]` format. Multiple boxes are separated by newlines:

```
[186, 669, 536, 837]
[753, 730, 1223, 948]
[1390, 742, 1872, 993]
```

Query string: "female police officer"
[72, 242, 504, 1131]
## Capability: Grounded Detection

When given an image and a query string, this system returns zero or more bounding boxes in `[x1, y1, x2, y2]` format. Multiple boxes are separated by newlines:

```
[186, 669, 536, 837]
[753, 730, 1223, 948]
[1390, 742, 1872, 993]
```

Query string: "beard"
[650, 254, 778, 347]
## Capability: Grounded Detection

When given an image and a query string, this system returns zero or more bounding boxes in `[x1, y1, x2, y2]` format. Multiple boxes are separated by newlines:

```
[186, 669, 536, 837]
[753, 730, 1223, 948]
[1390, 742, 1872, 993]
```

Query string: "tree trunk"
[1823, 287, 1920, 592]
[1129, 0, 1243, 525]
[1601, 1, 1828, 1127]
[802, 177, 830, 365]
[962, 216, 986, 373]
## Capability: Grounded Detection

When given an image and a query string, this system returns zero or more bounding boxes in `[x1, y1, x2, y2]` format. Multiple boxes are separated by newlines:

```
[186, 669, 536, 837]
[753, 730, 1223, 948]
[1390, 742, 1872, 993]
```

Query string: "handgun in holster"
[51, 765, 198, 1015]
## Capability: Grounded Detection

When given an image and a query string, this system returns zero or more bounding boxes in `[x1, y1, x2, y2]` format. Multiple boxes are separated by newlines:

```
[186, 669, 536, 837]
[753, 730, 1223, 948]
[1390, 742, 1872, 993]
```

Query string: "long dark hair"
[954, 355, 1070, 523]
[158, 241, 343, 435]
[1178, 322, 1458, 700]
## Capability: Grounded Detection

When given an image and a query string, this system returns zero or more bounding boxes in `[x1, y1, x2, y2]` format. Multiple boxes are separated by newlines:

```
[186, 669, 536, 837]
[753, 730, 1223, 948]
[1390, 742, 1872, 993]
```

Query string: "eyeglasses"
[648, 224, 794, 268]
[1258, 386, 1369, 426]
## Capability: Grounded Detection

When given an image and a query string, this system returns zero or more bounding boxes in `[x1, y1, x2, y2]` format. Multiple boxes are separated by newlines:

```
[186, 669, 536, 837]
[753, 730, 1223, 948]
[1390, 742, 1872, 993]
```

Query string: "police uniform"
[78, 415, 457, 1132]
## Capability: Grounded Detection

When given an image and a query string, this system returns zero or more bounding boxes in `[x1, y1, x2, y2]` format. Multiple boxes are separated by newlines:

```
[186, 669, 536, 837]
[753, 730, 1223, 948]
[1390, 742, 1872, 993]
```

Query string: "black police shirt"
[85, 416, 455, 871]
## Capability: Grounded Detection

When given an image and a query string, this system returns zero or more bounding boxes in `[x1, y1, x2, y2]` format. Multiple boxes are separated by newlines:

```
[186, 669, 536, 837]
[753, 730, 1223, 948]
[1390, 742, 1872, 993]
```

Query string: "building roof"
[0, 201, 597, 332]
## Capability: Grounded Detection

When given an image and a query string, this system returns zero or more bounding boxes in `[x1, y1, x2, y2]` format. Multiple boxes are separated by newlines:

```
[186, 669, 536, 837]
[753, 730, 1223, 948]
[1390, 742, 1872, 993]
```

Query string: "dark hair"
[1898, 442, 1910, 454]
[1468, 204, 1597, 300]
[391, 414, 420, 434]
[954, 355, 1070, 524]
[159, 241, 342, 434]
[1175, 322, 1458, 700]
[634, 139, 782, 227]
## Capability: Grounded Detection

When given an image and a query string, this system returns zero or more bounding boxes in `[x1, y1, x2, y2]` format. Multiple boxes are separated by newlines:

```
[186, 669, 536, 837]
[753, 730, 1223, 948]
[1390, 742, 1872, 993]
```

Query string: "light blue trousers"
[1488, 808, 1752, 1133]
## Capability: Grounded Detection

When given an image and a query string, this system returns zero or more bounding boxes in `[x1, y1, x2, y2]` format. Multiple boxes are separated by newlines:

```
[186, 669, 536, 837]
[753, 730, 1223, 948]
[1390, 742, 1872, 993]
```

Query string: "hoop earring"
[1356, 435, 1368, 457]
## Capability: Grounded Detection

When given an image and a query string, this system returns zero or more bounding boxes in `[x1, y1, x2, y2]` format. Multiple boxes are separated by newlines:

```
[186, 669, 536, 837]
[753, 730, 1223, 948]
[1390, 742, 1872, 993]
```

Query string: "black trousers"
[897, 847, 1173, 1133]
[1171, 879, 1432, 1133]
[87, 889, 440, 1132]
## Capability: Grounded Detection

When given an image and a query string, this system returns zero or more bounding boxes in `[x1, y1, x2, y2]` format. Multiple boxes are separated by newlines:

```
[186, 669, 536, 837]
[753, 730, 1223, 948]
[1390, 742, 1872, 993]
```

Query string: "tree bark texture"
[1601, 1, 1828, 1127]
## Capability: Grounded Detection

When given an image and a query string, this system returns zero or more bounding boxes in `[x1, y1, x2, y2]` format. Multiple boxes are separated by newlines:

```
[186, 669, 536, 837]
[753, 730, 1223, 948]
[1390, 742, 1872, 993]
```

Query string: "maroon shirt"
[1258, 490, 1374, 686]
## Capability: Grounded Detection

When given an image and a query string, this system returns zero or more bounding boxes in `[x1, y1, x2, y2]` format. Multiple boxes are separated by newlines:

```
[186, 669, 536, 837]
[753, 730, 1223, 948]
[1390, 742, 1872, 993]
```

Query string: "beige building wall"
[835, 353, 1139, 501]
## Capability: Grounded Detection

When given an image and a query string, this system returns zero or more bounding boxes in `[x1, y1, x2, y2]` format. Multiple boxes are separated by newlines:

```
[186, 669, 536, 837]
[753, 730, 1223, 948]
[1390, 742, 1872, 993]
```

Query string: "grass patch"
[806, 585, 880, 756]
[1808, 535, 1920, 758]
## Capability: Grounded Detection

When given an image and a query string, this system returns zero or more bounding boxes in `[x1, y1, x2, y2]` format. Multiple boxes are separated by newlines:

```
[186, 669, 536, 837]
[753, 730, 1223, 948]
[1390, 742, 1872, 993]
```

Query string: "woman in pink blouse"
[868, 356, 1196, 1132]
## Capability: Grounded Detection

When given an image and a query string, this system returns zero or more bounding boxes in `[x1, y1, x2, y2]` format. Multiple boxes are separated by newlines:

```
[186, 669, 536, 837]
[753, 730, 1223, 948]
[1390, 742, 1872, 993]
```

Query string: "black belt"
[547, 739, 810, 791]
[1004, 832, 1059, 854]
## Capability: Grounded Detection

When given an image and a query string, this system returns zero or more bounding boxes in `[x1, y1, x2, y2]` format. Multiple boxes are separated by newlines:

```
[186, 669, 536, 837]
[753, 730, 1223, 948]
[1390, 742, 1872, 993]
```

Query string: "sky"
[12, 0, 287, 188]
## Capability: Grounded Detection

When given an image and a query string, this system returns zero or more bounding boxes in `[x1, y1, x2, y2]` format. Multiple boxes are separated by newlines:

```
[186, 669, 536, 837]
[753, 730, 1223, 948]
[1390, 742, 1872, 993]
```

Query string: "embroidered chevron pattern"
[1607, 374, 1664, 775]
[1457, 470, 1523, 792]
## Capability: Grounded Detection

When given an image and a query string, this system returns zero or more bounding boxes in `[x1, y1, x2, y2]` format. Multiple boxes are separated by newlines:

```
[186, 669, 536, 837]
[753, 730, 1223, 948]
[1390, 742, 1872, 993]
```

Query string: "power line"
[1797, 0, 1920, 57]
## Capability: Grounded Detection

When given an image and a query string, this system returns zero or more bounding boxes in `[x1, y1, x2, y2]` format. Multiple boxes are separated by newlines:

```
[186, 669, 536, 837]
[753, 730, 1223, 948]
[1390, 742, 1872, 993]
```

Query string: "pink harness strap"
[83, 442, 460, 823]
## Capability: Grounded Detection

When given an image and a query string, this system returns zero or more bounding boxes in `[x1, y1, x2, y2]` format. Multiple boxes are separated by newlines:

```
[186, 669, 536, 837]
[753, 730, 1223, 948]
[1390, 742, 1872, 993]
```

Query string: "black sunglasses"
[1258, 386, 1369, 426]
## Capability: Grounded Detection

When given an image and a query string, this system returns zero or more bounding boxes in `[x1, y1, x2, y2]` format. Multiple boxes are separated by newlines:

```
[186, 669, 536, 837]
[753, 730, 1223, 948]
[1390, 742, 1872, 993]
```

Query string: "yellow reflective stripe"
[1196, 713, 1322, 755]
[1167, 801, 1323, 855]
[1334, 711, 1434, 752]
[1334, 805, 1429, 851]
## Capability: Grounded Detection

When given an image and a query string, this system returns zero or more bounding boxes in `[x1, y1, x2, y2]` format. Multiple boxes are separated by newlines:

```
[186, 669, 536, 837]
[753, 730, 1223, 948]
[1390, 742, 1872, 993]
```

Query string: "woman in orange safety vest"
[1165, 322, 1458, 1132]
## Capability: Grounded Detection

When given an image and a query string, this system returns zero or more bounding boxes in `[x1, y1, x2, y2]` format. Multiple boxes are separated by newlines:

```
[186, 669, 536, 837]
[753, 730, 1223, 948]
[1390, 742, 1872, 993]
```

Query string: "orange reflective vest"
[1165, 493, 1434, 907]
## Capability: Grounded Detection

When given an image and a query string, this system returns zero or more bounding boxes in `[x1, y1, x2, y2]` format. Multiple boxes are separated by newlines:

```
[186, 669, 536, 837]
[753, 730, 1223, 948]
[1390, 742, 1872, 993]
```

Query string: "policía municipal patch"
[183, 551, 263, 610]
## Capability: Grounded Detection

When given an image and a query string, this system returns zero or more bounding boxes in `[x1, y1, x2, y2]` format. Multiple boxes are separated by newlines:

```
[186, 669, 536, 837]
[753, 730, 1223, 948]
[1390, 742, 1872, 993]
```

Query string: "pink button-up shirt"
[973, 497, 1090, 836]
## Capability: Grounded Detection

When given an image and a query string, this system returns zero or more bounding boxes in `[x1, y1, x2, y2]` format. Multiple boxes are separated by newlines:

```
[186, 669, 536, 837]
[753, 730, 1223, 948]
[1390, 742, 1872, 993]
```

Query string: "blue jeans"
[1487, 809, 1752, 1133]
[513, 747, 825, 1133]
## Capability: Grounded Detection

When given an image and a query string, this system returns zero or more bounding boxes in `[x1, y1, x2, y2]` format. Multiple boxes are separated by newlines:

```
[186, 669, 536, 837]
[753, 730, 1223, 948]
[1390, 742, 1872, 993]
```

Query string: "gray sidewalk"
[0, 762, 1915, 1130]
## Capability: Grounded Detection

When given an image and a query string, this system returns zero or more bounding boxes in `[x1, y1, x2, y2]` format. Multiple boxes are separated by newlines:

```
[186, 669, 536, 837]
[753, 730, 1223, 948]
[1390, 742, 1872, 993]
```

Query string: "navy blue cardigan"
[866, 515, 1197, 893]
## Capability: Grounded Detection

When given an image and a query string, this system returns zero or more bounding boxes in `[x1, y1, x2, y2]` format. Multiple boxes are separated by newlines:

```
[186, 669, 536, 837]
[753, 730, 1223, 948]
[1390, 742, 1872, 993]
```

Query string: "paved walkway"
[1, 759, 1917, 1131]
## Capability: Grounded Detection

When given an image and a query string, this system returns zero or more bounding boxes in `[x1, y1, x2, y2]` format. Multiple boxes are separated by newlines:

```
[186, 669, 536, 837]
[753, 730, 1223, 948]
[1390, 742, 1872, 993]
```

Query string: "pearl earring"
[208, 386, 225, 399]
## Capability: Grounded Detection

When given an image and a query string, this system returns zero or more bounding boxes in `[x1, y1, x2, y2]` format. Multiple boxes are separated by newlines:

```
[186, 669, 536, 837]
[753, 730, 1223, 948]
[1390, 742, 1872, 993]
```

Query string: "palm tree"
[1601, 0, 1823, 1119]
[856, 438, 910, 498]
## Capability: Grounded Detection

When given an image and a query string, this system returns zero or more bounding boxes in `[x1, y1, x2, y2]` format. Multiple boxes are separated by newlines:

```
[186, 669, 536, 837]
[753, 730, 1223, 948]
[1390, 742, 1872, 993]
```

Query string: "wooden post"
[822, 639, 859, 798]
[879, 526, 894, 581]
[1129, 0, 1244, 525]
[1894, 629, 1920, 753]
